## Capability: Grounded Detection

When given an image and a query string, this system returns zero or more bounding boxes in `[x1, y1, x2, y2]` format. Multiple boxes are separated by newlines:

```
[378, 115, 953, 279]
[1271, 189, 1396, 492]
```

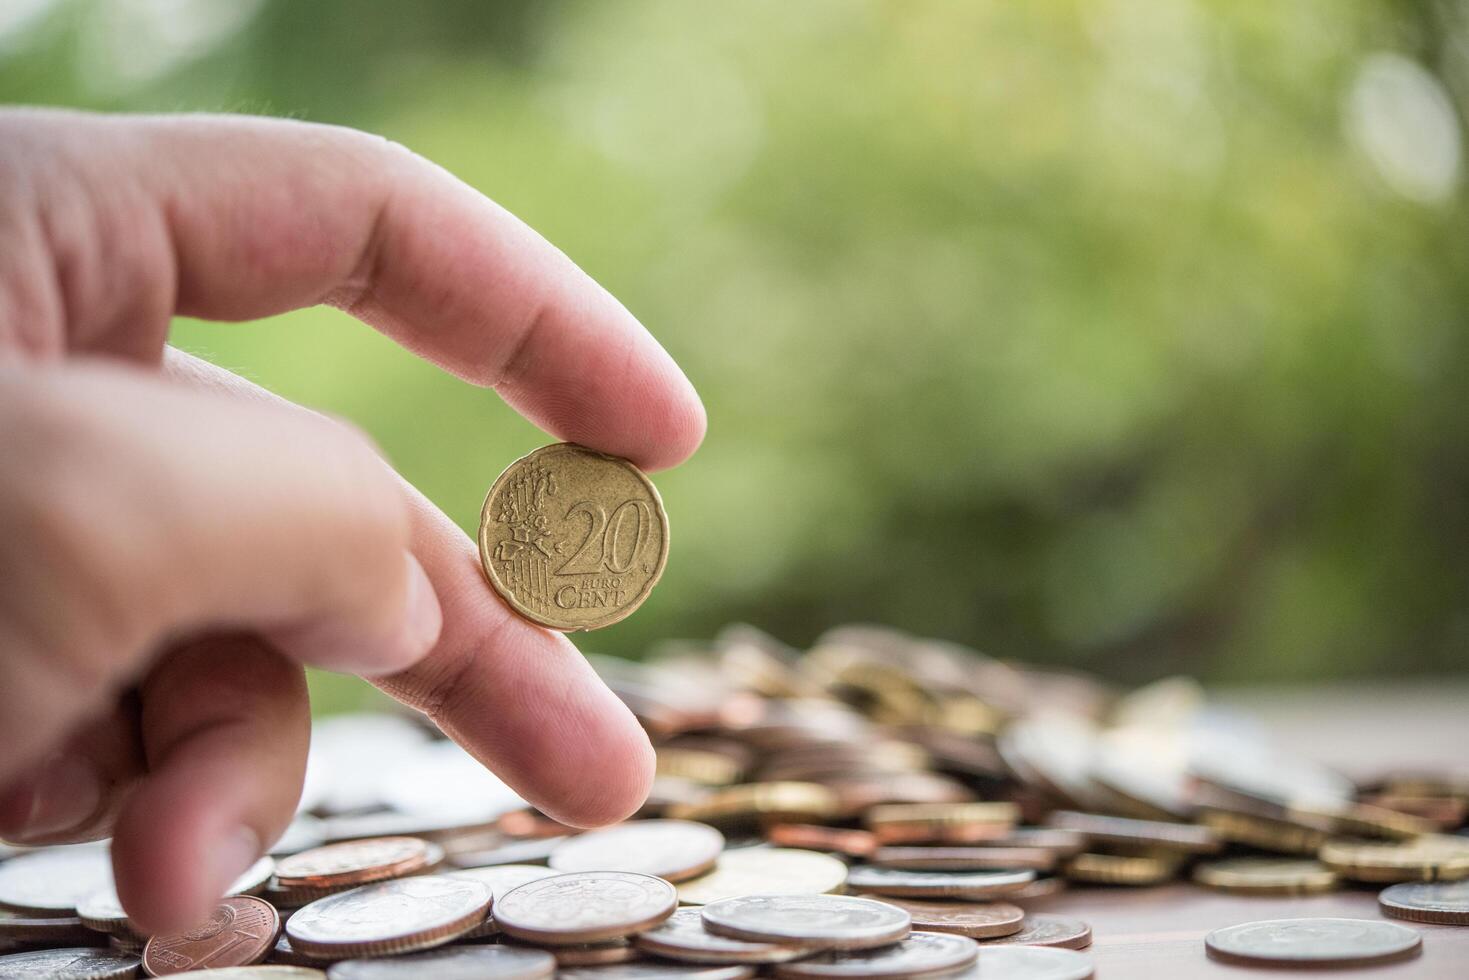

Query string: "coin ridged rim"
[633, 908, 820, 964]
[273, 837, 430, 889]
[0, 947, 142, 979]
[1203, 917, 1422, 967]
[1378, 882, 1469, 925]
[477, 443, 670, 632]
[285, 878, 491, 959]
[980, 914, 1092, 950]
[771, 930, 979, 979]
[870, 898, 1025, 939]
[700, 895, 912, 950]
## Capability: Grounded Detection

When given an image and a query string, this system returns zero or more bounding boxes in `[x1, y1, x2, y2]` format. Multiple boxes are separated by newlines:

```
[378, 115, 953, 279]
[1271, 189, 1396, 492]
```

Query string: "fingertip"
[538, 714, 656, 829]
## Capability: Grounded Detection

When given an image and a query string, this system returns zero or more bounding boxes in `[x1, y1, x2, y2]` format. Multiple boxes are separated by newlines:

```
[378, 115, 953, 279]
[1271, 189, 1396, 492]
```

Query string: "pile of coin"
[1, 622, 1466, 977]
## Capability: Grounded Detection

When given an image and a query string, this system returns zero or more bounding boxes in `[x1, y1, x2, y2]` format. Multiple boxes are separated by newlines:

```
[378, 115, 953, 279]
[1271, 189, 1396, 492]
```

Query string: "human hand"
[0, 110, 705, 933]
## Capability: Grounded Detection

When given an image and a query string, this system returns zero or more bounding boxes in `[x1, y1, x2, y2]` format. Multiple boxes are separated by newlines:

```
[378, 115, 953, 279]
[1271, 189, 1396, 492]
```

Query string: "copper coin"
[556, 966, 756, 979]
[548, 821, 724, 882]
[286, 875, 491, 958]
[773, 931, 978, 979]
[870, 899, 1024, 939]
[635, 908, 818, 964]
[956, 947, 1094, 979]
[766, 826, 877, 859]
[846, 867, 1035, 900]
[142, 895, 278, 975]
[981, 915, 1091, 950]
[0, 845, 113, 914]
[1379, 880, 1469, 925]
[1045, 811, 1220, 854]
[700, 895, 911, 950]
[872, 847, 1055, 872]
[274, 837, 430, 889]
[0, 947, 140, 979]
[492, 871, 676, 946]
[1204, 918, 1422, 967]
[0, 908, 101, 945]
[326, 944, 556, 978]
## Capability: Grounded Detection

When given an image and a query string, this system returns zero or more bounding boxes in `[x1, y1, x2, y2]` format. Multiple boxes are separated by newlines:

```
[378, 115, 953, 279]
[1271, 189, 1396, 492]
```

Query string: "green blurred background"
[4, 0, 1468, 695]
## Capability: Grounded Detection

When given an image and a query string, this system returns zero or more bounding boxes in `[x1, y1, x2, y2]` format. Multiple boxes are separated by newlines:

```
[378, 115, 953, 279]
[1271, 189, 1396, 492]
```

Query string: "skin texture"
[0, 109, 705, 934]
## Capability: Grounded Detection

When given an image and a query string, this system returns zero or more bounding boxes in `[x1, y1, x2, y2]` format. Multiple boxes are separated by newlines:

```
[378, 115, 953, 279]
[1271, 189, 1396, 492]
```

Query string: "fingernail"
[208, 826, 261, 901]
[1, 756, 102, 841]
[398, 552, 442, 660]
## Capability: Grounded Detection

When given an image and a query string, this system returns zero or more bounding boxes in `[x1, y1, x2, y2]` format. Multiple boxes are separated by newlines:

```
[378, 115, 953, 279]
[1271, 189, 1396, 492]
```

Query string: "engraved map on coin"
[1204, 917, 1422, 967]
[478, 443, 669, 631]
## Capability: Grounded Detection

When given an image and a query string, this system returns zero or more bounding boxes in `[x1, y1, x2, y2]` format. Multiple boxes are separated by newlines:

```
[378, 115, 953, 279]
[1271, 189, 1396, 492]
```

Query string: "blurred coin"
[1362, 794, 1468, 830]
[700, 895, 910, 950]
[1193, 858, 1337, 895]
[447, 837, 567, 869]
[981, 915, 1090, 950]
[1005, 878, 1068, 902]
[0, 908, 101, 945]
[872, 847, 1054, 872]
[1196, 807, 1327, 855]
[318, 811, 500, 845]
[1320, 835, 1469, 883]
[634, 908, 817, 965]
[479, 443, 669, 631]
[868, 899, 1023, 939]
[0, 948, 139, 979]
[271, 935, 332, 967]
[231, 857, 278, 896]
[1062, 853, 1179, 887]
[557, 965, 755, 979]
[326, 944, 555, 978]
[1378, 881, 1469, 925]
[1204, 917, 1421, 967]
[492, 871, 676, 946]
[142, 895, 278, 975]
[677, 849, 847, 906]
[669, 783, 839, 828]
[865, 803, 1016, 835]
[846, 868, 1034, 900]
[773, 930, 978, 979]
[446, 863, 559, 898]
[275, 837, 430, 889]
[979, 830, 1087, 857]
[548, 821, 724, 882]
[952, 946, 1094, 979]
[181, 970, 324, 979]
[1045, 812, 1219, 854]
[286, 876, 491, 958]
[270, 816, 327, 857]
[0, 844, 112, 914]
[998, 715, 1105, 811]
[765, 826, 877, 859]
[1189, 740, 1355, 810]
[524, 939, 641, 966]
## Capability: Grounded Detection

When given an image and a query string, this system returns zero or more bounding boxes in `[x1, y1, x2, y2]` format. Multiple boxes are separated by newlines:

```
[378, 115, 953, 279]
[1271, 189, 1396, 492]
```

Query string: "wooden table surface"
[1010, 680, 1469, 978]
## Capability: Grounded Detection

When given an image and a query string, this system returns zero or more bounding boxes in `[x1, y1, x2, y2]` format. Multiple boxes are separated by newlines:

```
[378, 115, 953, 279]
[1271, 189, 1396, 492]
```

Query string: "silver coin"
[635, 908, 817, 964]
[549, 821, 725, 882]
[774, 931, 978, 978]
[700, 895, 911, 950]
[270, 815, 327, 856]
[185, 969, 326, 979]
[557, 965, 756, 979]
[846, 868, 1035, 900]
[949, 946, 1095, 979]
[76, 887, 130, 930]
[1378, 880, 1469, 924]
[286, 875, 491, 956]
[981, 915, 1091, 949]
[1204, 917, 1422, 967]
[446, 837, 567, 869]
[326, 944, 555, 978]
[493, 872, 677, 946]
[0, 845, 113, 913]
[445, 864, 559, 899]
[0, 947, 139, 979]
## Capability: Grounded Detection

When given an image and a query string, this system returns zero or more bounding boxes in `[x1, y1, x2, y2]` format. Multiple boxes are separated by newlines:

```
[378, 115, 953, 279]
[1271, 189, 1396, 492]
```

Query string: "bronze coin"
[1204, 918, 1422, 967]
[766, 826, 877, 860]
[142, 895, 278, 975]
[326, 944, 556, 978]
[872, 846, 1055, 872]
[845, 867, 1035, 900]
[1378, 880, 1469, 925]
[479, 443, 670, 632]
[981, 915, 1092, 950]
[492, 871, 676, 946]
[548, 821, 724, 882]
[0, 947, 140, 979]
[869, 899, 1024, 939]
[274, 837, 430, 889]
[634, 908, 818, 965]
[700, 895, 911, 951]
[772, 931, 978, 979]
[286, 876, 491, 959]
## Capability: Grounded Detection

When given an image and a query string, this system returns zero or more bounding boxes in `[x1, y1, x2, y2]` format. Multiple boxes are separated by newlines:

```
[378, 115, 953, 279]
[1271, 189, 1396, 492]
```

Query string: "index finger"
[4, 110, 705, 471]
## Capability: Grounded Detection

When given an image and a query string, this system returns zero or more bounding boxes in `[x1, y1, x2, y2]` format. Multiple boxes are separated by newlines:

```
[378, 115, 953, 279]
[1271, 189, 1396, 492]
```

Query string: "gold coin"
[1319, 835, 1469, 883]
[677, 849, 849, 906]
[1193, 858, 1339, 896]
[478, 443, 669, 631]
[1063, 853, 1180, 886]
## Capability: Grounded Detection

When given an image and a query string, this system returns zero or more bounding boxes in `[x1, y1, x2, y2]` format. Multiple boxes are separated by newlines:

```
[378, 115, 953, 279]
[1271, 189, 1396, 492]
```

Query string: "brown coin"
[700, 895, 911, 950]
[0, 845, 113, 914]
[634, 908, 818, 965]
[478, 443, 669, 632]
[274, 837, 430, 889]
[766, 826, 877, 860]
[773, 931, 978, 979]
[872, 846, 1055, 872]
[869, 899, 1024, 939]
[1193, 858, 1338, 896]
[845, 867, 1035, 900]
[1378, 880, 1469, 925]
[1045, 811, 1220, 854]
[981, 915, 1092, 950]
[556, 965, 756, 979]
[327, 944, 556, 978]
[0, 947, 140, 979]
[492, 871, 676, 946]
[0, 908, 102, 945]
[142, 895, 278, 975]
[1320, 835, 1469, 883]
[548, 821, 724, 882]
[1204, 917, 1421, 967]
[286, 875, 491, 958]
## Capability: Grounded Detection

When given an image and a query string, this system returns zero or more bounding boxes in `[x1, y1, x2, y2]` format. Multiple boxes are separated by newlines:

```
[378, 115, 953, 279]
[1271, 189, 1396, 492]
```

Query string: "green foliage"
[6, 0, 1468, 686]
